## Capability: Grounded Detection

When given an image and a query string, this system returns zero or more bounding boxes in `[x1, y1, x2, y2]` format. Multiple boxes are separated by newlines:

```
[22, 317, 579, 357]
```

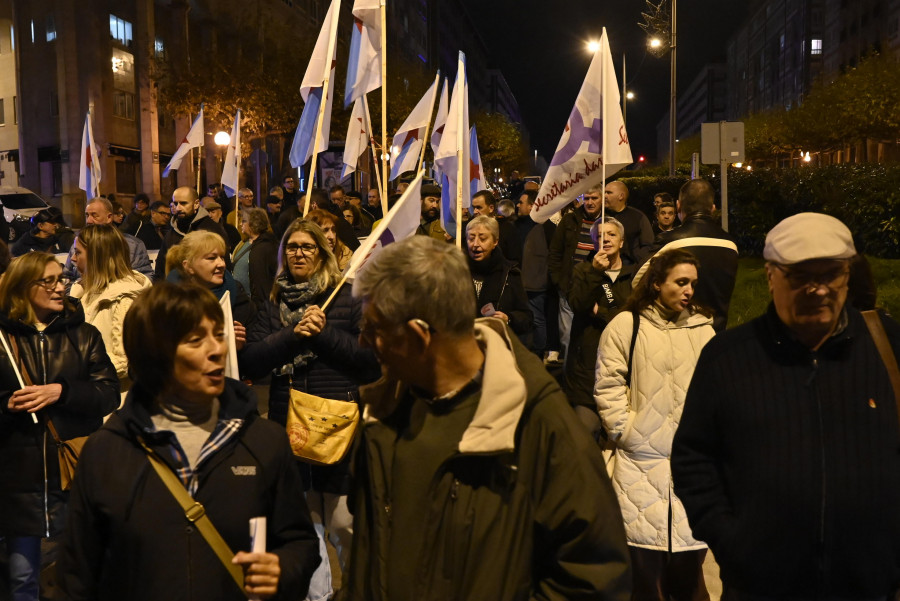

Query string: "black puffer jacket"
[0, 302, 119, 537]
[58, 379, 321, 601]
[240, 285, 380, 493]
[468, 250, 533, 341]
[654, 212, 738, 332]
[247, 232, 279, 306]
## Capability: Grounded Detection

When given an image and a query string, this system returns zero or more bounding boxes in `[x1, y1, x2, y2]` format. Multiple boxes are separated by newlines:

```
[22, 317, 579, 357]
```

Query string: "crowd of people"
[0, 172, 898, 601]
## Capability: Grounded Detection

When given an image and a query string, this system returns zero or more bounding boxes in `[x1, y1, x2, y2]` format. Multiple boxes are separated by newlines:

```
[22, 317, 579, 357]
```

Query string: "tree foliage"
[744, 53, 900, 160]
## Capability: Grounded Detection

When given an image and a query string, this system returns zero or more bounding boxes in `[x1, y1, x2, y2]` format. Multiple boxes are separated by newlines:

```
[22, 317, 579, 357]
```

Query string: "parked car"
[0, 186, 52, 242]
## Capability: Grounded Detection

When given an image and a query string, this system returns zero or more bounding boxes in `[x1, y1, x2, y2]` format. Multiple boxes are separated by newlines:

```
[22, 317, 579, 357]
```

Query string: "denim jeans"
[8, 536, 40, 601]
[527, 291, 548, 355]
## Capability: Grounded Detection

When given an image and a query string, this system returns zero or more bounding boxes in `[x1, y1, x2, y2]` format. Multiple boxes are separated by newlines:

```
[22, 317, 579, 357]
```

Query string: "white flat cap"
[763, 212, 856, 264]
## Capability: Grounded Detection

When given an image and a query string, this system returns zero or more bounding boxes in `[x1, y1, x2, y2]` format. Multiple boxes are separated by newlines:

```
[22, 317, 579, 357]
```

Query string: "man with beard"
[415, 184, 449, 241]
[154, 186, 227, 280]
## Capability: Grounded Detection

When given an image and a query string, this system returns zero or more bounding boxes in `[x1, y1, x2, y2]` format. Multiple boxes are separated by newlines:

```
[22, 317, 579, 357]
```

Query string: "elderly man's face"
[582, 190, 603, 218]
[238, 191, 254, 208]
[85, 202, 113, 225]
[331, 189, 346, 208]
[359, 301, 415, 382]
[767, 259, 850, 345]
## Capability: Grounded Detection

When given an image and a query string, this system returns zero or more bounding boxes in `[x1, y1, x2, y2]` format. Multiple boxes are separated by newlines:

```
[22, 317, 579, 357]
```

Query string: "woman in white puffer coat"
[70, 224, 152, 396]
[594, 248, 715, 601]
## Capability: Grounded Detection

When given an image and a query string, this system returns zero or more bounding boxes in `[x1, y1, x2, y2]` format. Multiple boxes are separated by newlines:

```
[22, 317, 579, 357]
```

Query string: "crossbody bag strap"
[136, 437, 245, 593]
[861, 310, 900, 417]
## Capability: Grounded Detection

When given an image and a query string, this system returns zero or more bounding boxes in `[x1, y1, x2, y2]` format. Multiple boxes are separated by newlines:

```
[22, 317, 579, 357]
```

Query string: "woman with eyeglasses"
[0, 252, 119, 601]
[240, 219, 379, 588]
[69, 225, 152, 394]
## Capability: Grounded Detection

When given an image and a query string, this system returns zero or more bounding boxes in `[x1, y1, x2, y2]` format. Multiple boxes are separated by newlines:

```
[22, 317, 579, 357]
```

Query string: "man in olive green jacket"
[346, 235, 631, 601]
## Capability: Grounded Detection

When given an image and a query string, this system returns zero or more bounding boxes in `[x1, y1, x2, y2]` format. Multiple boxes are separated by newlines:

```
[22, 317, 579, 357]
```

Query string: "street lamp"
[214, 131, 231, 146]
[640, 0, 677, 176]
[587, 40, 601, 53]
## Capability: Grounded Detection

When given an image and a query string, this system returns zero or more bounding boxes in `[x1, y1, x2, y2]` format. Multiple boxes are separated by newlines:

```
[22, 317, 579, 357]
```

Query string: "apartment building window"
[154, 37, 165, 56]
[0, 99, 5, 125]
[46, 15, 56, 41]
[113, 91, 135, 120]
[109, 15, 133, 47]
[811, 39, 822, 55]
[12, 96, 16, 124]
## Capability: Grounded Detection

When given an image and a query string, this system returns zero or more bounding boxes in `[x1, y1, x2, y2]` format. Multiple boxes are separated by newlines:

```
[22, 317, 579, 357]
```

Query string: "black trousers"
[629, 546, 710, 601]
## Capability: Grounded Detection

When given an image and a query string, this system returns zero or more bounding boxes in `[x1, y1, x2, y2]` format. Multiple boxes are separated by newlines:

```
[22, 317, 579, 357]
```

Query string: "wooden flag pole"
[380, 0, 388, 216]
[416, 71, 441, 174]
[600, 30, 608, 247]
[305, 0, 342, 217]
[233, 109, 242, 229]
[454, 56, 465, 249]
[363, 96, 385, 212]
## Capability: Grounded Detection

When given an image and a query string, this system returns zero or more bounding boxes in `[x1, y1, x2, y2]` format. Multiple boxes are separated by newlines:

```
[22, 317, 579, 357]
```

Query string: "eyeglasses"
[31, 275, 71, 290]
[773, 263, 850, 290]
[239, 194, 254, 200]
[285, 243, 319, 257]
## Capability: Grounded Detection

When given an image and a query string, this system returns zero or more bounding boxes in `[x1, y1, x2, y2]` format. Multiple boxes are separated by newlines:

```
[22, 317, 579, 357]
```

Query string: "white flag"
[389, 74, 439, 181]
[531, 28, 632, 223]
[289, 0, 339, 167]
[78, 112, 102, 199]
[163, 108, 204, 177]
[430, 77, 449, 157]
[347, 172, 425, 281]
[344, 0, 382, 107]
[435, 53, 470, 237]
[221, 110, 241, 197]
[342, 99, 370, 179]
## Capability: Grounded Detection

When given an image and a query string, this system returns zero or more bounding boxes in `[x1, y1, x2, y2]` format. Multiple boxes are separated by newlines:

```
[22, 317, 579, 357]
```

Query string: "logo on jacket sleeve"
[231, 466, 257, 476]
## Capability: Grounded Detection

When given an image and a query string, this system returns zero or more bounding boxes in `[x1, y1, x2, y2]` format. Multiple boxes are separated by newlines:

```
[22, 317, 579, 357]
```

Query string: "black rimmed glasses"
[284, 243, 319, 257]
[31, 275, 71, 291]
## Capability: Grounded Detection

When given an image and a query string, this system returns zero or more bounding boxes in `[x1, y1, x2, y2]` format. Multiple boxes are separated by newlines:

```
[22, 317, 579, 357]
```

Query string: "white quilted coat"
[594, 305, 714, 551]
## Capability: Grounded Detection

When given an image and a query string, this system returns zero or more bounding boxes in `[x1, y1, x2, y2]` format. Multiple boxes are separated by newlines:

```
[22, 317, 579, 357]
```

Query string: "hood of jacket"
[70, 272, 152, 306]
[170, 205, 214, 237]
[640, 304, 713, 331]
[361, 318, 527, 455]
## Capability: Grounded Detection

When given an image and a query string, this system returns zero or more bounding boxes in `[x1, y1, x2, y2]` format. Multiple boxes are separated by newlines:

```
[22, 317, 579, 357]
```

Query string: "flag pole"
[600, 29, 607, 247]
[454, 58, 464, 249]
[416, 71, 441, 174]
[305, 0, 342, 217]
[363, 96, 385, 213]
[196, 104, 204, 197]
[233, 109, 242, 229]
[380, 0, 388, 216]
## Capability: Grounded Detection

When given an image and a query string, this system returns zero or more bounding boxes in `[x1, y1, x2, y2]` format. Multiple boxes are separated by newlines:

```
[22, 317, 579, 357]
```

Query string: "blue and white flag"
[469, 126, 486, 199]
[289, 0, 339, 168]
[221, 110, 241, 197]
[342, 98, 370, 179]
[344, 0, 381, 107]
[435, 53, 470, 238]
[346, 171, 424, 280]
[531, 28, 632, 223]
[78, 112, 101, 199]
[389, 74, 439, 180]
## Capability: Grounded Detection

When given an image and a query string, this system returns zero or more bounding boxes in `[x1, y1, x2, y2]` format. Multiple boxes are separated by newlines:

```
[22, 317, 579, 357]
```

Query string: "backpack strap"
[625, 311, 640, 387]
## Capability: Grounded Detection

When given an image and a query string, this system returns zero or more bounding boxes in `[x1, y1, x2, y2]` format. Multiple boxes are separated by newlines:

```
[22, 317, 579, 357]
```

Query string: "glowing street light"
[649, 38, 663, 49]
[587, 40, 601, 53]
[626, 91, 635, 100]
[214, 131, 231, 146]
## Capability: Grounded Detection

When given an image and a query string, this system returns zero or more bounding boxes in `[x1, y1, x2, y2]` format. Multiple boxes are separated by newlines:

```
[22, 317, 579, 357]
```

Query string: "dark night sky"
[459, 0, 749, 165]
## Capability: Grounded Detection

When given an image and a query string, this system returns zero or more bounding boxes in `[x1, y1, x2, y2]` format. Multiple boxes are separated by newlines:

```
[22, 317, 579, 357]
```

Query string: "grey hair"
[465, 215, 499, 241]
[352, 236, 476, 337]
[591, 217, 625, 248]
[243, 207, 271, 236]
[496, 199, 515, 218]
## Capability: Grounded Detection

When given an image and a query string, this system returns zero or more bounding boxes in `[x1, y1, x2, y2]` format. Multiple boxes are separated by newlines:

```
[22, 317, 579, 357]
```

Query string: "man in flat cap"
[672, 212, 900, 600]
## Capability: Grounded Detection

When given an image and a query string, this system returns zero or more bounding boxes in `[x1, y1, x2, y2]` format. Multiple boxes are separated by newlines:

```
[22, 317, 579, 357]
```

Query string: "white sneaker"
[544, 351, 561, 365]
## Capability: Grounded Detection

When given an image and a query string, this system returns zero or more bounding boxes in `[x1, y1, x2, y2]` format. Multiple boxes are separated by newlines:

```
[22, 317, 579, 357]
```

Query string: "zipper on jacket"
[810, 356, 828, 588]
[39, 331, 51, 537]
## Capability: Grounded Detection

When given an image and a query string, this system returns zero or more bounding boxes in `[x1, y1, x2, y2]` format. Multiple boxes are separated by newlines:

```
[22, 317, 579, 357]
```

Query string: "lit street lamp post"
[642, 0, 677, 176]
